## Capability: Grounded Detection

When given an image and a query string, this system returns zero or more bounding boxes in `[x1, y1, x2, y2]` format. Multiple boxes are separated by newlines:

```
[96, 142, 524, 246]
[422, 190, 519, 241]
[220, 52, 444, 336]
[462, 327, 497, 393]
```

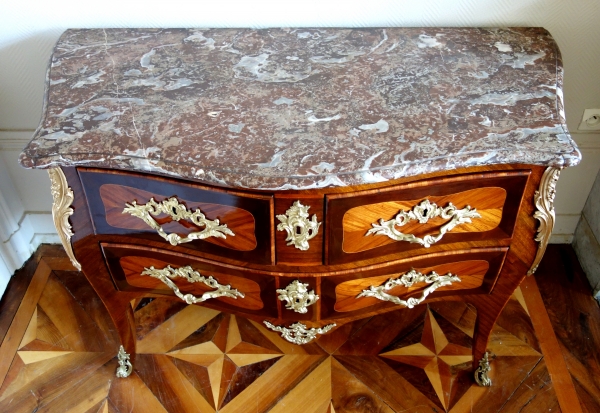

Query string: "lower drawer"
[101, 243, 277, 318]
[320, 247, 508, 320]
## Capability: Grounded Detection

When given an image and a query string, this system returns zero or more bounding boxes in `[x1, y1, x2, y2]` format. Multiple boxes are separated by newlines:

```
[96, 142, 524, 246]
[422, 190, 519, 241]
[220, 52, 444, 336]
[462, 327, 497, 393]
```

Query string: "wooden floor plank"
[535, 245, 600, 413]
[219, 355, 326, 413]
[498, 359, 560, 413]
[38, 273, 111, 352]
[335, 356, 440, 412]
[2, 244, 595, 412]
[34, 361, 113, 413]
[107, 370, 169, 413]
[134, 354, 215, 413]
[136, 305, 219, 354]
[0, 258, 52, 388]
[521, 274, 583, 413]
[331, 357, 395, 413]
[0, 251, 40, 344]
[268, 356, 331, 413]
[53, 269, 119, 344]
[0, 352, 113, 411]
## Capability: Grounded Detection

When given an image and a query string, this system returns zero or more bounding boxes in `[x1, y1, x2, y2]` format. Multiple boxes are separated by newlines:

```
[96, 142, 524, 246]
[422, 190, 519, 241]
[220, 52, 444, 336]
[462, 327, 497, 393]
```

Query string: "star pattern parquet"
[0, 256, 562, 413]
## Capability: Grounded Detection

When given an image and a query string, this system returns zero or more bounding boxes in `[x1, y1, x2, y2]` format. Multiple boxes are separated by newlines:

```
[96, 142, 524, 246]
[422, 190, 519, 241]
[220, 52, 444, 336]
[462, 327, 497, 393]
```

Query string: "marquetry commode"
[20, 28, 580, 385]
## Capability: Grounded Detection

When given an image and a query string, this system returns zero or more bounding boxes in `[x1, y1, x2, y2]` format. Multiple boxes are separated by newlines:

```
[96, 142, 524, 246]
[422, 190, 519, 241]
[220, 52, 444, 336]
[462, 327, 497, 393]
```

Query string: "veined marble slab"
[20, 28, 580, 189]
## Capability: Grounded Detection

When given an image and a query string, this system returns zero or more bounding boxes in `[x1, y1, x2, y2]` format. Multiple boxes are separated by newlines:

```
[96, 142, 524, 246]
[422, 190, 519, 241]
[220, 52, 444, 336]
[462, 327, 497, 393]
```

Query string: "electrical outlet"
[578, 109, 600, 131]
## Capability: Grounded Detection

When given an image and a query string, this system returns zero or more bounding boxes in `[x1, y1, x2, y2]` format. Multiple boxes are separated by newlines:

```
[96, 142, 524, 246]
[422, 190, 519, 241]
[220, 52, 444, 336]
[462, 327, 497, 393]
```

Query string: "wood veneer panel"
[343, 186, 506, 253]
[101, 183, 257, 251]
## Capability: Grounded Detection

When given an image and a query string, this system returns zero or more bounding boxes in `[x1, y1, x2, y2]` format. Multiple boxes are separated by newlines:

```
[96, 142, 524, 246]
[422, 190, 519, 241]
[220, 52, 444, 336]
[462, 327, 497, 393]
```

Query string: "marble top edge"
[20, 27, 581, 189]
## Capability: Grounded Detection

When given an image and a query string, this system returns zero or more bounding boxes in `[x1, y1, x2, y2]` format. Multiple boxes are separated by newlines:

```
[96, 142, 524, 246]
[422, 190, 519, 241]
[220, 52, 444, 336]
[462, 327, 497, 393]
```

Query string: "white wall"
[1, 0, 599, 297]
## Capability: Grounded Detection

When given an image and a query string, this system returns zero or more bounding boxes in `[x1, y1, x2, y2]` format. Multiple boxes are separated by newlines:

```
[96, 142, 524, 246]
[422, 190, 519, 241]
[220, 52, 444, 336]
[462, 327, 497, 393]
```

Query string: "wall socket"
[578, 109, 600, 131]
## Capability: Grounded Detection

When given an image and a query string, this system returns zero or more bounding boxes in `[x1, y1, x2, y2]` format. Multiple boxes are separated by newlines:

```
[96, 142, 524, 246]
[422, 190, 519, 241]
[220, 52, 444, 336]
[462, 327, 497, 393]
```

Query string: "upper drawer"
[79, 169, 273, 265]
[326, 171, 529, 264]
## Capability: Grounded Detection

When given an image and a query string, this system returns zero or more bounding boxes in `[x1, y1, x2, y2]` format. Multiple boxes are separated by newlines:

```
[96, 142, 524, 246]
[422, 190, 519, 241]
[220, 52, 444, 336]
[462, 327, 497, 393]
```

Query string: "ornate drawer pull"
[277, 201, 321, 250]
[263, 321, 336, 345]
[366, 199, 481, 248]
[141, 265, 244, 304]
[277, 280, 319, 313]
[123, 197, 234, 246]
[357, 269, 461, 308]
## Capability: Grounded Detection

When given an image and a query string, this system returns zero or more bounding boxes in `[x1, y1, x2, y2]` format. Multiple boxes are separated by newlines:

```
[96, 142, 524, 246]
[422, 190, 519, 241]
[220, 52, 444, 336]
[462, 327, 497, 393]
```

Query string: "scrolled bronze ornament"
[277, 280, 319, 313]
[116, 345, 133, 378]
[357, 269, 461, 308]
[276, 200, 321, 250]
[48, 168, 81, 271]
[263, 321, 335, 345]
[141, 265, 244, 304]
[474, 352, 492, 387]
[123, 197, 234, 246]
[366, 199, 481, 248]
[528, 167, 561, 275]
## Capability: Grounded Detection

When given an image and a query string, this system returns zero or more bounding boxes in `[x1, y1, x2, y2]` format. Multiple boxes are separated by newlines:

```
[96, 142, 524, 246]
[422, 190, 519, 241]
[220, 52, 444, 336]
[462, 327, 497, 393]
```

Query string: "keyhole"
[296, 226, 302, 235]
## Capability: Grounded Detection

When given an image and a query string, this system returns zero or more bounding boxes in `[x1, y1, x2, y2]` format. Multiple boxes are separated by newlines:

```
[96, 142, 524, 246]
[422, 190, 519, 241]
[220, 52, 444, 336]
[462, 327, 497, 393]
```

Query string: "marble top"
[20, 28, 580, 190]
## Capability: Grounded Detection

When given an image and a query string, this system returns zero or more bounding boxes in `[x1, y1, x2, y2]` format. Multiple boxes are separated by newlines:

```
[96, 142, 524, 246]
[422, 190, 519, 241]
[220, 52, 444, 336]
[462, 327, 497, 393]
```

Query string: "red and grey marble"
[20, 28, 580, 189]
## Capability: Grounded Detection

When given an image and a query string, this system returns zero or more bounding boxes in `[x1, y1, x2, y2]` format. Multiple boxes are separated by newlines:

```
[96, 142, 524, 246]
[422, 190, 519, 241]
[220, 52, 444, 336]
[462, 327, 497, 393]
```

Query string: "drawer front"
[320, 248, 507, 320]
[326, 171, 528, 264]
[102, 244, 277, 318]
[80, 169, 274, 265]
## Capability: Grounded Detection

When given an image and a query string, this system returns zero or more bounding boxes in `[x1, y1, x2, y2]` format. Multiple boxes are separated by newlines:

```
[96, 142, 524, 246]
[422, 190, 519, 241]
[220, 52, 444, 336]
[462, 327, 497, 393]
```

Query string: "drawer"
[80, 169, 274, 265]
[326, 171, 529, 264]
[320, 247, 507, 320]
[101, 243, 277, 317]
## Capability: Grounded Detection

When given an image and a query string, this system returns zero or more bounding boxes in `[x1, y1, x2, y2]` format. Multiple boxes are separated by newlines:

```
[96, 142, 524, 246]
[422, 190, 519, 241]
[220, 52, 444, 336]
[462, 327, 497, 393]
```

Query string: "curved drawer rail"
[141, 265, 244, 304]
[357, 269, 461, 308]
[124, 197, 234, 246]
[366, 199, 481, 248]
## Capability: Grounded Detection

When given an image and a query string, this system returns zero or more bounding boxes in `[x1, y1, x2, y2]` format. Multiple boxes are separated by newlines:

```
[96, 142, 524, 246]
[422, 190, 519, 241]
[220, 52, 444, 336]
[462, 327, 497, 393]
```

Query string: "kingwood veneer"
[19, 28, 580, 387]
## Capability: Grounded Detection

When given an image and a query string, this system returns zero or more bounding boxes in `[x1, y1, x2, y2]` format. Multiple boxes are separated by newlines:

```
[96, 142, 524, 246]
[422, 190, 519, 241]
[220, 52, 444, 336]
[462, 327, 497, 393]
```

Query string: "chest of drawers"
[21, 28, 580, 386]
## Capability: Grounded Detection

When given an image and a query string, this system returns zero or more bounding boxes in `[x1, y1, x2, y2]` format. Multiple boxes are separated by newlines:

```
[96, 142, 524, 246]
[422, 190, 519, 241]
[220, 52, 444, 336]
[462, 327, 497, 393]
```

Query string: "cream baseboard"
[0, 212, 59, 297]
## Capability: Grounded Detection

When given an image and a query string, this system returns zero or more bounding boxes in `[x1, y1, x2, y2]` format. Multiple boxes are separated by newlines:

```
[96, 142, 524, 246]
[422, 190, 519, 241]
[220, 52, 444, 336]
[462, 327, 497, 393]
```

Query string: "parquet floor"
[0, 245, 598, 412]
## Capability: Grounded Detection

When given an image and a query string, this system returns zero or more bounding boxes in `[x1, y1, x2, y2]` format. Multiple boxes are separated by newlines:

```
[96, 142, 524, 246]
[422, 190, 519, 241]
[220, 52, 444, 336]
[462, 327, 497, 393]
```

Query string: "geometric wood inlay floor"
[1, 245, 595, 412]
